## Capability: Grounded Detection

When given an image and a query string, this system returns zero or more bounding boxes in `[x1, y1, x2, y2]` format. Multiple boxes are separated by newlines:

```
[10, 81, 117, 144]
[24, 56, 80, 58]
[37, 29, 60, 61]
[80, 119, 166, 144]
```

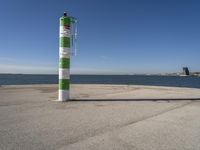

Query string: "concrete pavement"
[0, 84, 200, 150]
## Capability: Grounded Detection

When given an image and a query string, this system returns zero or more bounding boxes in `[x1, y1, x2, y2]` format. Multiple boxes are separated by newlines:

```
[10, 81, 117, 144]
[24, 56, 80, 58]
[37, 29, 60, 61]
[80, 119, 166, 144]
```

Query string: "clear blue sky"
[0, 0, 200, 74]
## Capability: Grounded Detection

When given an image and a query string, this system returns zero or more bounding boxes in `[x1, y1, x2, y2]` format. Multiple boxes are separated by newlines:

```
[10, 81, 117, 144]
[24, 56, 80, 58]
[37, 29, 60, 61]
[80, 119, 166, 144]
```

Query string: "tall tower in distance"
[183, 67, 190, 76]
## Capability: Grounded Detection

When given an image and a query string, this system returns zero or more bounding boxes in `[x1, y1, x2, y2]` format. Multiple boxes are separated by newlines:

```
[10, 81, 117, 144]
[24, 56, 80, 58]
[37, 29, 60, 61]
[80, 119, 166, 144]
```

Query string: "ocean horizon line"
[0, 73, 181, 76]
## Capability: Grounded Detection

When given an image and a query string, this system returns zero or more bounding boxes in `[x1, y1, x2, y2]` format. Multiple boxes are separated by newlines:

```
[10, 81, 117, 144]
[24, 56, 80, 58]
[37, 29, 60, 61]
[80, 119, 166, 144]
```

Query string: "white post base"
[58, 90, 70, 101]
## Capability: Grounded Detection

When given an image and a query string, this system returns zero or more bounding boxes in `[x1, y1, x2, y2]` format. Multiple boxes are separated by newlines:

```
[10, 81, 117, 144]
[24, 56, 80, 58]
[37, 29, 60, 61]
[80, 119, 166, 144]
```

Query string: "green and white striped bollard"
[58, 12, 70, 101]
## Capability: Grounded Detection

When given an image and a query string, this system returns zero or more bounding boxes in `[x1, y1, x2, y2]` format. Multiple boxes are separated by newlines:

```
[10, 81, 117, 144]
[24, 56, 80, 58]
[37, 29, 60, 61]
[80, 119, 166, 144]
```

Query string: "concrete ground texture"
[0, 84, 200, 150]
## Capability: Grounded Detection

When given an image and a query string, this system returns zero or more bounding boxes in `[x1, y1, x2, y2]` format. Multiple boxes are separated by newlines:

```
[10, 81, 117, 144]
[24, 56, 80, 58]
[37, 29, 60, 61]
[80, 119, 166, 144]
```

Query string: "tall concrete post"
[58, 12, 70, 101]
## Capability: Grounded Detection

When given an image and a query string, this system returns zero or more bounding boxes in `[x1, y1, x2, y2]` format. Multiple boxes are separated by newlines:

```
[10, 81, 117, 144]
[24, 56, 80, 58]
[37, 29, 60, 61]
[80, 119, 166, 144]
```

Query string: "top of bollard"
[64, 12, 67, 17]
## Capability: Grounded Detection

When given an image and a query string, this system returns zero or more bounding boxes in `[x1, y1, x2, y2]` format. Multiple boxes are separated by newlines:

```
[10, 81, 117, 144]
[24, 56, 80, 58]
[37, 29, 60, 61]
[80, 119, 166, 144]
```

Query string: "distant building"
[183, 67, 190, 75]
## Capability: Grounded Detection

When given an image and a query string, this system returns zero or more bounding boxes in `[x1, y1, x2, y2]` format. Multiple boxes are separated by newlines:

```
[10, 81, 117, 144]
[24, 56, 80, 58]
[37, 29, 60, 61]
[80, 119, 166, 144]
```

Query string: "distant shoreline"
[0, 73, 199, 77]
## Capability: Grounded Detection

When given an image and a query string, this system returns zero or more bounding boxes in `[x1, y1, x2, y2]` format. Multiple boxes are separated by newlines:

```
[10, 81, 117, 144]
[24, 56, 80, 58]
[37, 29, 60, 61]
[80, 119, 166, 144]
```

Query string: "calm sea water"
[0, 74, 200, 89]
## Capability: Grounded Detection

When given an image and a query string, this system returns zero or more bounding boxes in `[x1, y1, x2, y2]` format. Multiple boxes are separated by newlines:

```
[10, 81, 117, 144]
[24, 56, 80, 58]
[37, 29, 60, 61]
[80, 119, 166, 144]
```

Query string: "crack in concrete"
[58, 101, 193, 149]
[118, 101, 193, 128]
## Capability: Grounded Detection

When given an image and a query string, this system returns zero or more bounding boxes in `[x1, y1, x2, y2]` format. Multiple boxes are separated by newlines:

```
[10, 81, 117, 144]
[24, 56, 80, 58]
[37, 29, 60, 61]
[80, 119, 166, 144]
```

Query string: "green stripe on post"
[60, 37, 70, 47]
[60, 17, 71, 26]
[59, 79, 70, 90]
[59, 58, 70, 68]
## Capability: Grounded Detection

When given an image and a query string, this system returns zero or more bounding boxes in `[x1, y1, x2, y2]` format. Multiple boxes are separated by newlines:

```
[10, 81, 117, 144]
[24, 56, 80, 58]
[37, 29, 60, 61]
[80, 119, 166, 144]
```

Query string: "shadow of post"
[70, 98, 200, 102]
